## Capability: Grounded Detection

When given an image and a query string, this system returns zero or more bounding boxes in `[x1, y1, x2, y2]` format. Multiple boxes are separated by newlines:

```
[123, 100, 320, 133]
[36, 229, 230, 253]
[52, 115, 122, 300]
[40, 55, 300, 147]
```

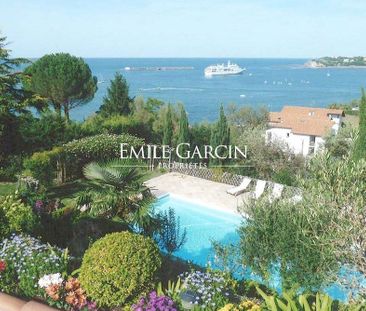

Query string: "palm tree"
[78, 159, 153, 222]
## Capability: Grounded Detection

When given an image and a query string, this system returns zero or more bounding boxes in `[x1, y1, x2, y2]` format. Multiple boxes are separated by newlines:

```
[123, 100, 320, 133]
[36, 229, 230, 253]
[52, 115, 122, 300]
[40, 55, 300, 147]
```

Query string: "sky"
[1, 0, 366, 58]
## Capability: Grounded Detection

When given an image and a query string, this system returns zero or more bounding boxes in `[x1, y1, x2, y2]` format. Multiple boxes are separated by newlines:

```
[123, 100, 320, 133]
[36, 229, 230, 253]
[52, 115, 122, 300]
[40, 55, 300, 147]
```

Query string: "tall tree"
[0, 34, 38, 160]
[210, 105, 230, 165]
[353, 89, 366, 161]
[23, 53, 97, 121]
[162, 104, 174, 146]
[98, 72, 132, 116]
[176, 105, 190, 160]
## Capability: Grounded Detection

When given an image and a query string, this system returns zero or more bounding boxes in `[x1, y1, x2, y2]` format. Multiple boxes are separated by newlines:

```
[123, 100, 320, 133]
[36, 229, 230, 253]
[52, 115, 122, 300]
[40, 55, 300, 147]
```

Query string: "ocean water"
[155, 194, 351, 301]
[71, 58, 366, 122]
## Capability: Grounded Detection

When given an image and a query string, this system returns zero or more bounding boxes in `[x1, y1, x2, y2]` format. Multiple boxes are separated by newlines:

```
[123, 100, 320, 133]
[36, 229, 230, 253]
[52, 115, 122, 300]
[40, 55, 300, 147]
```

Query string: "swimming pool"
[155, 194, 241, 266]
[154, 194, 352, 301]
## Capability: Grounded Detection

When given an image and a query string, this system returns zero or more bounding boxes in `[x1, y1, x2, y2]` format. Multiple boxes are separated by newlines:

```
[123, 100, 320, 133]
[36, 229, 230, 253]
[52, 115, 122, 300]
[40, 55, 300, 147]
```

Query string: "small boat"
[204, 61, 245, 77]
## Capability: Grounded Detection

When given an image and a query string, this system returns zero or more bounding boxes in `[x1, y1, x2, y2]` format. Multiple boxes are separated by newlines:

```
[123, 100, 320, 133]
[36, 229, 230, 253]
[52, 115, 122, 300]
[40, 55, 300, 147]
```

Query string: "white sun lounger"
[254, 179, 267, 199]
[227, 177, 252, 196]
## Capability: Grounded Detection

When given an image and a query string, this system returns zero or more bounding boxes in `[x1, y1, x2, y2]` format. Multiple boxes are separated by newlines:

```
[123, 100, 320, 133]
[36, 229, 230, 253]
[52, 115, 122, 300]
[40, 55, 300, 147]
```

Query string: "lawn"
[0, 182, 17, 196]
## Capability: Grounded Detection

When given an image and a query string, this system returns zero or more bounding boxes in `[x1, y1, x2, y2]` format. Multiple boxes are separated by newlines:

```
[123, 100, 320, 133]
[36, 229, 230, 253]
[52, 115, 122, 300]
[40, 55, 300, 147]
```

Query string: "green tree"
[162, 104, 174, 146]
[98, 72, 132, 116]
[176, 105, 190, 160]
[78, 159, 153, 221]
[210, 105, 230, 165]
[23, 53, 97, 121]
[353, 89, 366, 161]
[240, 152, 366, 296]
[0, 34, 39, 163]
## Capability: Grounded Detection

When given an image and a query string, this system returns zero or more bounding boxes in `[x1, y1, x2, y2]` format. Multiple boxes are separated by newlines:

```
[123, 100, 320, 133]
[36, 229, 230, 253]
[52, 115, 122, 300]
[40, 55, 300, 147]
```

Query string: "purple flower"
[132, 291, 177, 311]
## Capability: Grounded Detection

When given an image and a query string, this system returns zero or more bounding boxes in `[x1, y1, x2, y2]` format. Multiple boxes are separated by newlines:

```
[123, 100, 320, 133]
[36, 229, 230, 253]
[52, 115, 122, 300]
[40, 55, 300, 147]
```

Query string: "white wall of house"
[266, 128, 325, 156]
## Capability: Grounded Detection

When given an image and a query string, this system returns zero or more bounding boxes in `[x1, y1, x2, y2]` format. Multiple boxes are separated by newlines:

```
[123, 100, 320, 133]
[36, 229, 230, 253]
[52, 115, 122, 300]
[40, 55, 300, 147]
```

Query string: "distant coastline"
[305, 56, 366, 68]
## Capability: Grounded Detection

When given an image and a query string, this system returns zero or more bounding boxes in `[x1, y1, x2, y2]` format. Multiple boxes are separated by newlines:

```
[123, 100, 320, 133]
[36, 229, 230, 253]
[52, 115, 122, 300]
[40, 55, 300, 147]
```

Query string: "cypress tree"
[162, 104, 174, 146]
[98, 72, 131, 116]
[177, 105, 190, 161]
[353, 89, 366, 161]
[210, 105, 230, 165]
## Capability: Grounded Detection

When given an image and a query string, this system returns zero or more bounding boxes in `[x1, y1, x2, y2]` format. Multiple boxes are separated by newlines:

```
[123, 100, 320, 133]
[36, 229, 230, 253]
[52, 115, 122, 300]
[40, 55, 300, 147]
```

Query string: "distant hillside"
[305, 56, 366, 68]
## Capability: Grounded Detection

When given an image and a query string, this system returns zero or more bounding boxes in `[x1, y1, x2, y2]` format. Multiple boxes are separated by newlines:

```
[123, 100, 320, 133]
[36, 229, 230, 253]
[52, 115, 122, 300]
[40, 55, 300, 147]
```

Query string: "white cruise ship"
[204, 61, 245, 77]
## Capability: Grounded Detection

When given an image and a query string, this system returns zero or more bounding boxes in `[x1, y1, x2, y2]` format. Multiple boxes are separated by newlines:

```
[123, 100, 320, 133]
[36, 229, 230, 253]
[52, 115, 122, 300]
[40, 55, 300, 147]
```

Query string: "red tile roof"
[269, 106, 344, 137]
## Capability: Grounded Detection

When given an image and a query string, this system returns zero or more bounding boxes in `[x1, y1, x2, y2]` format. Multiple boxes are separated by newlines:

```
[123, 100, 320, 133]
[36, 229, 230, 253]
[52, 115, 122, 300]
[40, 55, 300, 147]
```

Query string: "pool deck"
[145, 172, 247, 215]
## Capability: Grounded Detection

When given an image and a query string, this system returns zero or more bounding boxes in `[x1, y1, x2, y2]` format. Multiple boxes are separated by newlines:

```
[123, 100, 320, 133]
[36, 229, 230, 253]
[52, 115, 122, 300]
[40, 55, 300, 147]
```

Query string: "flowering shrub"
[180, 270, 232, 310]
[132, 291, 177, 311]
[0, 234, 68, 298]
[79, 232, 161, 308]
[39, 275, 97, 311]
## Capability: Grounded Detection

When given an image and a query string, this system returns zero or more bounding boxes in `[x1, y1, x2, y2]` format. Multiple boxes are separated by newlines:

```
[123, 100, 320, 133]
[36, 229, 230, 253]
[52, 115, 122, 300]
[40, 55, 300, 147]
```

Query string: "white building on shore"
[266, 106, 344, 156]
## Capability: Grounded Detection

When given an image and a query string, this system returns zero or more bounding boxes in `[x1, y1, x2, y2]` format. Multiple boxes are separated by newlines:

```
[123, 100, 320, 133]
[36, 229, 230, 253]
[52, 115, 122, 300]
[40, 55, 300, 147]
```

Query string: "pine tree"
[162, 104, 174, 146]
[98, 72, 131, 116]
[177, 105, 190, 161]
[210, 105, 230, 165]
[353, 89, 366, 161]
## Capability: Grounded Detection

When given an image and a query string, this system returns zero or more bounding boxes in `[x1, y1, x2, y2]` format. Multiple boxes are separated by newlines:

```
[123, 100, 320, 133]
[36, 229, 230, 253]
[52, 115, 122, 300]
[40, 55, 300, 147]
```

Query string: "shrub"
[0, 234, 69, 298]
[79, 231, 162, 308]
[0, 155, 24, 182]
[0, 194, 39, 238]
[63, 133, 144, 178]
[23, 147, 63, 186]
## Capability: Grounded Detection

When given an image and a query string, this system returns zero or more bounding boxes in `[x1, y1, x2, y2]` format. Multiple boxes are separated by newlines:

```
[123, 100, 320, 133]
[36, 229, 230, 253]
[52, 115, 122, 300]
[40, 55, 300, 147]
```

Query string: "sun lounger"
[254, 179, 267, 199]
[227, 177, 252, 196]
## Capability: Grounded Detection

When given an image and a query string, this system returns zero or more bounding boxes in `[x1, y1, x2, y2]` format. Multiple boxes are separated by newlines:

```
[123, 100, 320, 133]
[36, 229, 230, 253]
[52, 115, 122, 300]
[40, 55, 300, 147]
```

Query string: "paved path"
[145, 172, 248, 214]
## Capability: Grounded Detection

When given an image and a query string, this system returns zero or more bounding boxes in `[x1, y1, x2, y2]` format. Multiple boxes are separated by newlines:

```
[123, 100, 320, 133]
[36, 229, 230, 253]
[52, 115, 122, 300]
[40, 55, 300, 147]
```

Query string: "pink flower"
[0, 260, 7, 272]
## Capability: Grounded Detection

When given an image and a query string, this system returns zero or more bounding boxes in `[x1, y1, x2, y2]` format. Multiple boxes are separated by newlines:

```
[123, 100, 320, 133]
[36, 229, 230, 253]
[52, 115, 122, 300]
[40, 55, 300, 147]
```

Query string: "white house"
[266, 106, 344, 156]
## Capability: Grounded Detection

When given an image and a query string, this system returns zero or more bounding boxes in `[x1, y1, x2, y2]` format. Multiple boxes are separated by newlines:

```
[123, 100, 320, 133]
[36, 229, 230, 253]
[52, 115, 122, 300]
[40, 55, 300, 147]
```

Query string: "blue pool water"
[154, 194, 352, 301]
[154, 195, 241, 266]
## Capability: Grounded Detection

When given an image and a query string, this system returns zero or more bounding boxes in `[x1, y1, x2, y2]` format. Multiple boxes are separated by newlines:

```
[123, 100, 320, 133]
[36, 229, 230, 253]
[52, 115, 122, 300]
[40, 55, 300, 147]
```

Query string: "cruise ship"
[204, 61, 245, 77]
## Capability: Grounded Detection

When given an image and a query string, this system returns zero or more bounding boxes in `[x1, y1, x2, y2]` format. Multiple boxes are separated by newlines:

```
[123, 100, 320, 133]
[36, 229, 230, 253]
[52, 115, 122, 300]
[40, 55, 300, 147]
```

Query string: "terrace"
[145, 172, 247, 215]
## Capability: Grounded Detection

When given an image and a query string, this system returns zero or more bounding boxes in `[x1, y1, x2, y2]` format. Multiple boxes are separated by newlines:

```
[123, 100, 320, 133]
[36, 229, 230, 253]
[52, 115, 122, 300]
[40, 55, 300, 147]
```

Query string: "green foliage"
[156, 207, 187, 255]
[0, 34, 40, 163]
[64, 133, 143, 163]
[19, 112, 70, 152]
[156, 278, 183, 307]
[163, 104, 174, 145]
[81, 114, 153, 142]
[98, 72, 132, 116]
[240, 195, 341, 291]
[79, 231, 162, 308]
[23, 147, 63, 185]
[0, 194, 39, 238]
[325, 122, 356, 159]
[234, 126, 304, 183]
[353, 89, 366, 161]
[78, 159, 150, 219]
[0, 155, 23, 182]
[63, 133, 143, 178]
[0, 234, 69, 298]
[210, 105, 230, 165]
[23, 53, 97, 120]
[257, 287, 334, 311]
[176, 105, 190, 160]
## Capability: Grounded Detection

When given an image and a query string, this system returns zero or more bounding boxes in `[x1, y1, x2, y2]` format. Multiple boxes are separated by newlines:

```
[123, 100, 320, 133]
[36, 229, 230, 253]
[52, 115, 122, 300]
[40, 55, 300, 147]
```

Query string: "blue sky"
[1, 0, 365, 58]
